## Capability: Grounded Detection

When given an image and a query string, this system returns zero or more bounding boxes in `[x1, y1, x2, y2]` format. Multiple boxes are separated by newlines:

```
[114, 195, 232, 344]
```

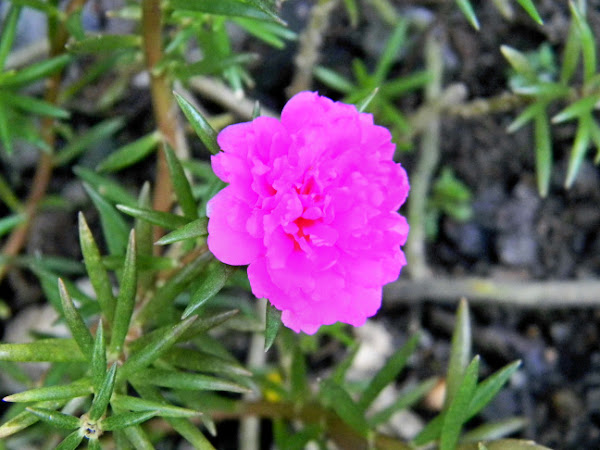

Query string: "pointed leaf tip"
[264, 302, 281, 352]
[174, 91, 220, 155]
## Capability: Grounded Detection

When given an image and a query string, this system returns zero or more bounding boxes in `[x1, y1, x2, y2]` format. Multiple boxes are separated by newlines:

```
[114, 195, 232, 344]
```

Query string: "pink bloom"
[207, 92, 409, 334]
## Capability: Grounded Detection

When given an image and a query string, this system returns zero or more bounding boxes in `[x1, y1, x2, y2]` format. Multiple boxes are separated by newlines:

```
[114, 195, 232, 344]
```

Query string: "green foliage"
[0, 0, 557, 448]
[96, 132, 160, 173]
[503, 3, 600, 194]
[0, 199, 246, 449]
[426, 167, 473, 239]
[174, 92, 221, 155]
[182, 259, 235, 319]
[315, 18, 430, 146]
[357, 333, 420, 411]
[457, 0, 543, 28]
[412, 301, 524, 448]
[264, 302, 282, 352]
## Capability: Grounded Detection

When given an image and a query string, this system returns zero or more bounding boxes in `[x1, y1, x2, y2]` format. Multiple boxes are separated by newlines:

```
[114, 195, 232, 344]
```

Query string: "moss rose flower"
[207, 92, 409, 334]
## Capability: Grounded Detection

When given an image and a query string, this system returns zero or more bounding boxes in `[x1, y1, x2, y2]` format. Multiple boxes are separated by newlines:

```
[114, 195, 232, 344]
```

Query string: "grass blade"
[2, 91, 70, 119]
[358, 333, 420, 411]
[569, 1, 596, 83]
[169, 0, 277, 23]
[111, 394, 201, 418]
[164, 144, 197, 219]
[55, 118, 124, 166]
[66, 34, 141, 54]
[130, 368, 251, 393]
[174, 91, 220, 155]
[369, 377, 439, 427]
[164, 417, 216, 449]
[456, 0, 480, 30]
[108, 231, 137, 356]
[161, 347, 251, 377]
[116, 204, 190, 229]
[78, 213, 116, 322]
[96, 131, 160, 172]
[0, 6, 21, 71]
[440, 356, 480, 450]
[565, 115, 592, 188]
[0, 339, 85, 362]
[83, 183, 130, 256]
[56, 430, 84, 450]
[445, 298, 471, 408]
[182, 260, 235, 319]
[25, 407, 80, 430]
[264, 302, 281, 352]
[534, 108, 552, 197]
[155, 217, 208, 245]
[0, 54, 71, 88]
[101, 410, 157, 431]
[3, 379, 92, 403]
[118, 315, 198, 381]
[461, 417, 527, 442]
[515, 0, 543, 25]
[58, 278, 94, 359]
[75, 167, 137, 207]
[91, 321, 107, 392]
[320, 379, 368, 437]
[89, 363, 117, 421]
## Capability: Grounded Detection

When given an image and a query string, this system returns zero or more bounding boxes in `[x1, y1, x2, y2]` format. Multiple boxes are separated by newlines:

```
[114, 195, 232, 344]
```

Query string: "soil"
[2, 1, 600, 449]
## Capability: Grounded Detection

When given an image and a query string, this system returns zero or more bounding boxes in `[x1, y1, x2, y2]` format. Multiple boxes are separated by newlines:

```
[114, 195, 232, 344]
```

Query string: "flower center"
[291, 217, 313, 251]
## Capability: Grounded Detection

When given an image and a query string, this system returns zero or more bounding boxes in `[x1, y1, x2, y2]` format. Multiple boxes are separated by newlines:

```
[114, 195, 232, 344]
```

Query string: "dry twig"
[384, 277, 600, 308]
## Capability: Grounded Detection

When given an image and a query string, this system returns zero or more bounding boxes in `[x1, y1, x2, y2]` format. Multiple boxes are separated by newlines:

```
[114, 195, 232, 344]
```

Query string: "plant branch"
[287, 0, 339, 97]
[188, 76, 277, 120]
[405, 31, 443, 280]
[208, 400, 412, 450]
[384, 277, 600, 308]
[238, 299, 267, 450]
[141, 0, 183, 216]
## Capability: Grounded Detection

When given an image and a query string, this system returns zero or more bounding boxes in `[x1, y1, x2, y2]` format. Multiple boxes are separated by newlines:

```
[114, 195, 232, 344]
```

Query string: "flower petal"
[207, 91, 410, 334]
[207, 188, 262, 265]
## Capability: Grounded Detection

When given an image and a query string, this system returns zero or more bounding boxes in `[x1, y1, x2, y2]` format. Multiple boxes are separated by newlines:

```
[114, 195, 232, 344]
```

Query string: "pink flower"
[207, 92, 409, 334]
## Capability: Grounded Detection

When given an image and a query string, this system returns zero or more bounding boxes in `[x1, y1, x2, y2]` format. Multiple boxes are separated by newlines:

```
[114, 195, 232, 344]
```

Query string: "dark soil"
[2, 1, 600, 449]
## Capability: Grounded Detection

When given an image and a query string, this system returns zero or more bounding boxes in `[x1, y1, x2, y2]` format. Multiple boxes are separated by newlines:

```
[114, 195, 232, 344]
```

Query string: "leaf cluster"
[315, 17, 430, 147]
[0, 146, 248, 448]
[503, 2, 600, 195]
[251, 301, 545, 450]
[0, 0, 557, 448]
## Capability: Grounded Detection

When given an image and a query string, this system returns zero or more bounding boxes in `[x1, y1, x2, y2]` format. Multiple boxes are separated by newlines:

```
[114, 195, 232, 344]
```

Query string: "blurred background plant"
[0, 0, 598, 448]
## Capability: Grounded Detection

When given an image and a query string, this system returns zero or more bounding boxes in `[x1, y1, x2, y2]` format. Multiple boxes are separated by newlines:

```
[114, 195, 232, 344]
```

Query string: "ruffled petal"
[206, 188, 262, 265]
[207, 91, 410, 334]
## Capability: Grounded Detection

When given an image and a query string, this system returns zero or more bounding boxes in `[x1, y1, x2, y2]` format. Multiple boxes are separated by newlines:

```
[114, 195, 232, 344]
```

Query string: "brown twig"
[141, 0, 180, 216]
